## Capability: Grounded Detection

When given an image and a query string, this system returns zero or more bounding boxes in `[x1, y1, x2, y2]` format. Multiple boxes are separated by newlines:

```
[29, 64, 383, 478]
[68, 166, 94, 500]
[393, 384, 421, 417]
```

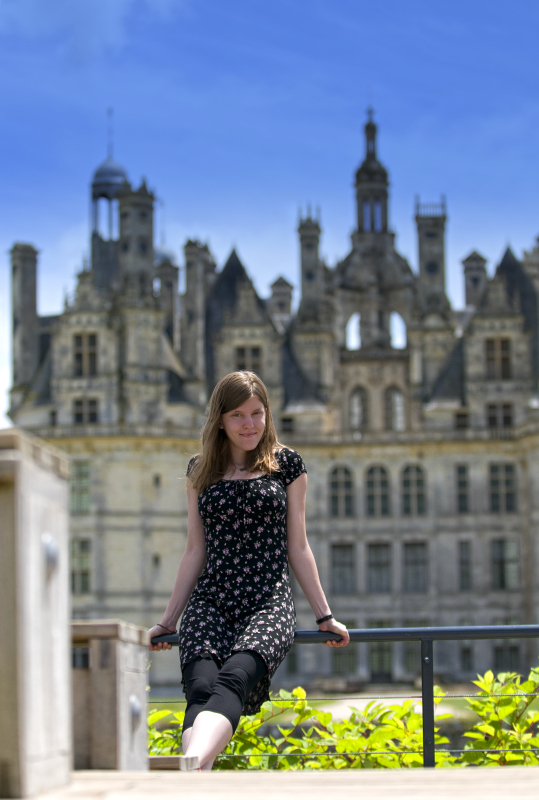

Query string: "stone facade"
[8, 114, 539, 689]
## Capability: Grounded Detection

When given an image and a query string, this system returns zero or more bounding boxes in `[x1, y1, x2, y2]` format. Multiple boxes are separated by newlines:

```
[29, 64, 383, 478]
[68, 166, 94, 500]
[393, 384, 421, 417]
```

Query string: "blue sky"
[1, 0, 539, 425]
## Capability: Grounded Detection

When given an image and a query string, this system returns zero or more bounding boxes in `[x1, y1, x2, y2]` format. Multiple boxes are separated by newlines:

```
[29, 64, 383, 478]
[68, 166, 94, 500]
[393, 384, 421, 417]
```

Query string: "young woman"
[149, 371, 349, 770]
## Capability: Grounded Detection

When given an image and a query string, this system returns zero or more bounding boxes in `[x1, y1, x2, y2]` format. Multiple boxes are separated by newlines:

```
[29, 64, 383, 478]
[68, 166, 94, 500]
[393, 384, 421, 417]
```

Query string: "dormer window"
[486, 339, 511, 380]
[236, 347, 261, 375]
[74, 334, 98, 377]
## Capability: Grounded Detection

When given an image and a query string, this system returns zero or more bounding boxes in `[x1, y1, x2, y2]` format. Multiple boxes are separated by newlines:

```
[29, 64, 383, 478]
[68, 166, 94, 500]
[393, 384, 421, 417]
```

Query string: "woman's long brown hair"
[188, 371, 284, 492]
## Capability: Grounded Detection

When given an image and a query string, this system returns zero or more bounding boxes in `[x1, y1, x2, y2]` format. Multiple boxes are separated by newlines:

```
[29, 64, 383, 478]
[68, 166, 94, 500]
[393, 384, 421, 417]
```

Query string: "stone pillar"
[0, 429, 71, 798]
[71, 621, 149, 771]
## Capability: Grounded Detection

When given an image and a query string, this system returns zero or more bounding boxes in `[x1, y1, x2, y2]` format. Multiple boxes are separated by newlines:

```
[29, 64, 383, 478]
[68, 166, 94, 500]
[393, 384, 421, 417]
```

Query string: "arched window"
[349, 386, 368, 430]
[385, 387, 406, 431]
[402, 465, 427, 516]
[390, 312, 407, 349]
[363, 201, 371, 232]
[329, 466, 355, 518]
[366, 465, 391, 517]
[346, 312, 361, 350]
[373, 201, 382, 232]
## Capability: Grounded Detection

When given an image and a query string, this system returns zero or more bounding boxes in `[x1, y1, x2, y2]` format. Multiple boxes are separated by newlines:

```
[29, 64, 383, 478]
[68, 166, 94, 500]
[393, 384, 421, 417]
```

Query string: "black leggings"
[182, 651, 267, 734]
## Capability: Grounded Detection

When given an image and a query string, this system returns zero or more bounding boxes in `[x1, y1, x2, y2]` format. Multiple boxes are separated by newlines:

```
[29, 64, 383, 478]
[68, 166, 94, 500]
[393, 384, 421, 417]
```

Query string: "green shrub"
[148, 666, 539, 769]
[460, 667, 539, 766]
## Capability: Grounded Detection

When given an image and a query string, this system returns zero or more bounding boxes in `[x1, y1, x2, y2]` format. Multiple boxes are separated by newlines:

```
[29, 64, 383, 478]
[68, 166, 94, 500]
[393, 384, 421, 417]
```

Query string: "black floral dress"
[179, 447, 307, 714]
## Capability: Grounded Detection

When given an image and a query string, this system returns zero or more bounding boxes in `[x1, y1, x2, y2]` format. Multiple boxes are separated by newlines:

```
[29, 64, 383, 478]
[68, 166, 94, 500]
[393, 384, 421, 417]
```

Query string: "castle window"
[402, 465, 426, 516]
[426, 262, 438, 275]
[349, 386, 368, 430]
[332, 619, 357, 674]
[74, 333, 98, 377]
[71, 539, 91, 595]
[403, 619, 429, 673]
[368, 620, 392, 682]
[455, 412, 468, 430]
[456, 464, 469, 513]
[70, 461, 91, 515]
[363, 201, 371, 232]
[73, 398, 99, 425]
[489, 463, 517, 513]
[367, 543, 391, 592]
[366, 466, 390, 517]
[403, 542, 428, 593]
[491, 539, 519, 590]
[281, 417, 294, 434]
[139, 239, 148, 254]
[459, 540, 473, 591]
[331, 544, 355, 594]
[385, 387, 405, 431]
[286, 646, 298, 675]
[487, 403, 513, 429]
[235, 347, 261, 375]
[121, 240, 129, 252]
[494, 644, 520, 672]
[486, 338, 511, 380]
[329, 466, 355, 518]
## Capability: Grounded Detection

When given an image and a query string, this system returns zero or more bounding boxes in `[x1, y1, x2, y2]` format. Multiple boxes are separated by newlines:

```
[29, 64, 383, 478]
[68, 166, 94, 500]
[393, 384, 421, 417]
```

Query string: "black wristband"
[316, 613, 333, 625]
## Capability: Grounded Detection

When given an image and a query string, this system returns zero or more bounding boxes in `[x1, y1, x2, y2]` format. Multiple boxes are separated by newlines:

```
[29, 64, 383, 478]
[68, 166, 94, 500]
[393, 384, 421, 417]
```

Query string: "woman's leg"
[181, 656, 220, 749]
[183, 650, 267, 769]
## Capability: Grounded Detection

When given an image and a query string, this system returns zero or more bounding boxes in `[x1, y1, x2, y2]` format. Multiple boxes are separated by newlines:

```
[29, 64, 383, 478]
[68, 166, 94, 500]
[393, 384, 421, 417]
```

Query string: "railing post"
[421, 638, 435, 767]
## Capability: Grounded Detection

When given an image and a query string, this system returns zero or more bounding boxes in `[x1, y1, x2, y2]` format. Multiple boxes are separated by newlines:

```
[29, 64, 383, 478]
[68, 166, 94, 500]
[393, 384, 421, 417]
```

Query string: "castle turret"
[90, 156, 128, 291]
[118, 180, 155, 294]
[462, 251, 488, 308]
[10, 244, 39, 401]
[355, 110, 389, 233]
[298, 213, 322, 303]
[155, 249, 180, 350]
[415, 196, 447, 298]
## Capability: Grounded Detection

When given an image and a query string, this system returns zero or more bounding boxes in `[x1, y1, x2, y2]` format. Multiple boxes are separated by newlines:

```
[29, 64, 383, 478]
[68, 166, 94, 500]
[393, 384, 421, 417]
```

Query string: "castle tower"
[118, 180, 155, 295]
[155, 251, 180, 350]
[462, 251, 488, 308]
[355, 110, 389, 233]
[90, 156, 128, 291]
[298, 213, 322, 303]
[415, 196, 447, 297]
[180, 240, 212, 384]
[10, 244, 39, 401]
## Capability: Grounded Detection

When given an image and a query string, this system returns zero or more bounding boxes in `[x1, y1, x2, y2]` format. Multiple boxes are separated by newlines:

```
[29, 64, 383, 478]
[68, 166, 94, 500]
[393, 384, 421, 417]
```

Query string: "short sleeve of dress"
[276, 448, 307, 486]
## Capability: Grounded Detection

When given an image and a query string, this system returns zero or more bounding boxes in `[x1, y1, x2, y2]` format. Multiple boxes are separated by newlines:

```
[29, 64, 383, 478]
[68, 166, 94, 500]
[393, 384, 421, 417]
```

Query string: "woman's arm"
[286, 473, 350, 648]
[149, 480, 206, 651]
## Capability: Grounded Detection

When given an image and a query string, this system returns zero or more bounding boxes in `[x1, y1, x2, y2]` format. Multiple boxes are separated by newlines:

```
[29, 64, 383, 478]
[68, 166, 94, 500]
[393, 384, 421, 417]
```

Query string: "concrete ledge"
[72, 620, 150, 646]
[0, 427, 70, 479]
[31, 765, 539, 800]
[149, 756, 182, 770]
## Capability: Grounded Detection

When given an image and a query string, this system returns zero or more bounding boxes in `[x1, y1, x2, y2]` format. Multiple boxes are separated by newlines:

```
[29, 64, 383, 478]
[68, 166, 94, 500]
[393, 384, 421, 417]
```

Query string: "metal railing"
[151, 624, 539, 768]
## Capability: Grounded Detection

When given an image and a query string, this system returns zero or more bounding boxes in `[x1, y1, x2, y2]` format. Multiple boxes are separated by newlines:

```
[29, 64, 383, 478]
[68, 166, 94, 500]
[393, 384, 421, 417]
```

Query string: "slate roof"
[282, 334, 321, 407]
[167, 370, 189, 403]
[495, 247, 538, 376]
[428, 338, 465, 405]
[204, 249, 271, 386]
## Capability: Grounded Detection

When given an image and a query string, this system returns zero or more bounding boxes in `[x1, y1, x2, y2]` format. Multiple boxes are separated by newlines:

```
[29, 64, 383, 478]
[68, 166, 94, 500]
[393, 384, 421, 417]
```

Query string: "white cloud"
[0, 0, 184, 60]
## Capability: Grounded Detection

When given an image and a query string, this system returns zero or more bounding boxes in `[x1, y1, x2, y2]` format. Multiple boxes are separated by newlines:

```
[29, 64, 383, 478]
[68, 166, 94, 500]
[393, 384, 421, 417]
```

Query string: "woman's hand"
[319, 618, 350, 648]
[148, 624, 174, 651]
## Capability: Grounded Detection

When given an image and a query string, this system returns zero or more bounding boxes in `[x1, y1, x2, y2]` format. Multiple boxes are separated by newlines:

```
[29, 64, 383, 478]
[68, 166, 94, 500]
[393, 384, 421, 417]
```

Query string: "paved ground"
[36, 766, 539, 800]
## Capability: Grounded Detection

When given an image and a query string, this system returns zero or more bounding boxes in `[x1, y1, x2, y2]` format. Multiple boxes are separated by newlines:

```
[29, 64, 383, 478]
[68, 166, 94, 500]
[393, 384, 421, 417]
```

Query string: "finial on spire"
[367, 106, 374, 123]
[107, 108, 114, 159]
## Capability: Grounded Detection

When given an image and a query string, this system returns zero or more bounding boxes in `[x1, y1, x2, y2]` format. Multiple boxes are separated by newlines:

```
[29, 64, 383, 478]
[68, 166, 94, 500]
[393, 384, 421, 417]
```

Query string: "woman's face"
[220, 395, 266, 456]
